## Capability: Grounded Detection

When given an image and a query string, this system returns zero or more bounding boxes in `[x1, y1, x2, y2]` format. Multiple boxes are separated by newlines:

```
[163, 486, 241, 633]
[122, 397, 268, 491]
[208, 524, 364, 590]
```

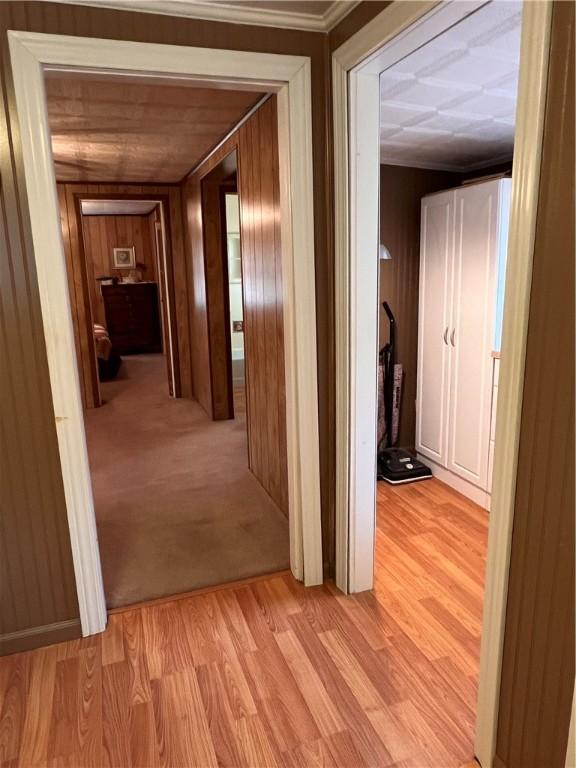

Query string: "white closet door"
[447, 180, 501, 488]
[416, 191, 453, 465]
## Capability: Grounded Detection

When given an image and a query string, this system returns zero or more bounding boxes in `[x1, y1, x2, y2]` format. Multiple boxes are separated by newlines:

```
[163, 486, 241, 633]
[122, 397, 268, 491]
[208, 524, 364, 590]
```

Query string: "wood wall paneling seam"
[0, 619, 81, 656]
[34, 0, 361, 33]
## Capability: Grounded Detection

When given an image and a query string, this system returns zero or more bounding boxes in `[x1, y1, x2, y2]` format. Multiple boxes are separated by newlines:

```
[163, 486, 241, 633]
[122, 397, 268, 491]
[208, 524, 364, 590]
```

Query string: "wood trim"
[0, 619, 81, 657]
[344, 65, 380, 594]
[278, 63, 323, 585]
[494, 4, 574, 765]
[12, 32, 306, 85]
[58, 184, 101, 408]
[332, 0, 444, 595]
[108, 569, 292, 614]
[185, 93, 272, 180]
[8, 33, 108, 638]
[41, 0, 360, 32]
[328, 1, 391, 52]
[331, 47, 350, 594]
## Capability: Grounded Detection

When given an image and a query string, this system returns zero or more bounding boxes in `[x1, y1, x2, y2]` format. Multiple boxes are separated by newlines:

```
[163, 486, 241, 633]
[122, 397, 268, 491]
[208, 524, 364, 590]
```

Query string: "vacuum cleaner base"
[377, 448, 433, 485]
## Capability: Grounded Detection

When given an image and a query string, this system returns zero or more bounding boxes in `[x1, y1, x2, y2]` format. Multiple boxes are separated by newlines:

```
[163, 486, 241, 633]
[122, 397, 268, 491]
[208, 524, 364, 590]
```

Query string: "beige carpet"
[84, 354, 289, 608]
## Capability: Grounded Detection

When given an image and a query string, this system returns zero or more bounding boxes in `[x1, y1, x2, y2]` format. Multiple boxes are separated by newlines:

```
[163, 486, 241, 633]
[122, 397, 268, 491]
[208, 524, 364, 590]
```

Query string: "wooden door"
[416, 190, 454, 465]
[153, 214, 175, 397]
[446, 180, 502, 488]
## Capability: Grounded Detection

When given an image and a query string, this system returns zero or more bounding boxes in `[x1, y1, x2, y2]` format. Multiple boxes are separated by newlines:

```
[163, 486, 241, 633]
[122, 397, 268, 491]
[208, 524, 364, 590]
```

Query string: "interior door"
[154, 215, 175, 397]
[416, 190, 454, 465]
[447, 180, 500, 488]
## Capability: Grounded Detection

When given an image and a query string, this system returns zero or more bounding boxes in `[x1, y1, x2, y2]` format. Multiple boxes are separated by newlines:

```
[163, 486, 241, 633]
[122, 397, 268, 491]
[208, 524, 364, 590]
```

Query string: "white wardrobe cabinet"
[416, 178, 511, 506]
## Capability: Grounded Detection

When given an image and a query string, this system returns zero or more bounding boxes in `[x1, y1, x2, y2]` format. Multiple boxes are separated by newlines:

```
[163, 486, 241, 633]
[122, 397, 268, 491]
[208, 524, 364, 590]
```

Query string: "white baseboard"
[417, 454, 491, 510]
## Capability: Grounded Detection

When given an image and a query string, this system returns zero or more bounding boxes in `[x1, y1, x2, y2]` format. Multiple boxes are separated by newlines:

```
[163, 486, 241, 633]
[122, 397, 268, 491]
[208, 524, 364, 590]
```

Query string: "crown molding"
[38, 0, 360, 32]
[322, 0, 360, 31]
[379, 150, 514, 173]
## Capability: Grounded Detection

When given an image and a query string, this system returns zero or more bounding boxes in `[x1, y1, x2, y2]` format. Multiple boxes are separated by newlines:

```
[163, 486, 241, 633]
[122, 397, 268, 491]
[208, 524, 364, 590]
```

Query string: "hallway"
[84, 355, 289, 608]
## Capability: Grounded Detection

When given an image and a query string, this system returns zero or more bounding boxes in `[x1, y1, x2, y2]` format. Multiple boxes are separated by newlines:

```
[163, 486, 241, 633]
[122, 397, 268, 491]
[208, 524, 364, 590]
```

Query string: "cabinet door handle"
[450, 328, 456, 347]
[443, 327, 448, 345]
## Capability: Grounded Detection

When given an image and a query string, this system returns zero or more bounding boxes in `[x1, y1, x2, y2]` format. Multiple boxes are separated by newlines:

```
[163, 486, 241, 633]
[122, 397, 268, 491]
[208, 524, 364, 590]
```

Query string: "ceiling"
[45, 73, 265, 183]
[379, 1, 522, 172]
[39, 0, 358, 31]
[81, 200, 158, 215]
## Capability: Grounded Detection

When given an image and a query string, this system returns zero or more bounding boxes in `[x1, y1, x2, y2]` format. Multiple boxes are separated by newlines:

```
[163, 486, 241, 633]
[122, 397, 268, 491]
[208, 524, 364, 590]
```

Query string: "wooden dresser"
[101, 282, 162, 355]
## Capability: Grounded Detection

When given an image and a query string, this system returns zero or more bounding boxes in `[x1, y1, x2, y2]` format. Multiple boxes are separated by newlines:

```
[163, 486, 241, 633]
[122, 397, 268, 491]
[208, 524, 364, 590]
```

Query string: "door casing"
[332, 1, 553, 765]
[8, 31, 324, 638]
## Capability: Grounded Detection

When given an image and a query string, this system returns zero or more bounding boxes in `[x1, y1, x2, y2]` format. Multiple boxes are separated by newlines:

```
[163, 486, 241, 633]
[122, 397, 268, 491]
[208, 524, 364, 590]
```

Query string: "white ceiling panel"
[380, 1, 522, 171]
[81, 200, 158, 216]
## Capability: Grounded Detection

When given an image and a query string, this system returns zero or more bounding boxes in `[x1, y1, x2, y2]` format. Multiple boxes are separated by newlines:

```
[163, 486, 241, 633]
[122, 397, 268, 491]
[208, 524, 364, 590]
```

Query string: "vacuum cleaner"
[377, 302, 432, 484]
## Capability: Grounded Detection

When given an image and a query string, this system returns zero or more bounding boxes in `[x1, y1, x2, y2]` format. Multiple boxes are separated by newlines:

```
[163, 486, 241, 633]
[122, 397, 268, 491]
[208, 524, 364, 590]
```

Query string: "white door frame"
[8, 31, 324, 637]
[332, 1, 552, 766]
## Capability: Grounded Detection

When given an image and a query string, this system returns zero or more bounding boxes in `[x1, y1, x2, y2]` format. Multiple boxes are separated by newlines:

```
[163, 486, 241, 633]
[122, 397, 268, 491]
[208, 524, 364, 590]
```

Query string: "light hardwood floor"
[0, 478, 488, 767]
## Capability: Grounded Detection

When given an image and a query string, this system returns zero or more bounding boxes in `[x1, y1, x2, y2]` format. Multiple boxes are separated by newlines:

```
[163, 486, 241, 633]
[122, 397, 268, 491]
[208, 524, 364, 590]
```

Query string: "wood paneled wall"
[235, 98, 288, 514]
[57, 183, 191, 409]
[0, 148, 81, 653]
[81, 213, 158, 326]
[0, 3, 334, 650]
[495, 3, 575, 766]
[379, 164, 461, 448]
[182, 97, 288, 515]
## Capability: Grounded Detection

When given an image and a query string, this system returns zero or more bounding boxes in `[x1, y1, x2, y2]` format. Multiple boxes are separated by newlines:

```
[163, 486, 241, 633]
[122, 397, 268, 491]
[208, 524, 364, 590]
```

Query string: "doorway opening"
[72, 194, 179, 408]
[46, 71, 292, 610]
[197, 150, 243, 423]
[224, 188, 245, 417]
[9, 31, 323, 636]
[333, 0, 551, 765]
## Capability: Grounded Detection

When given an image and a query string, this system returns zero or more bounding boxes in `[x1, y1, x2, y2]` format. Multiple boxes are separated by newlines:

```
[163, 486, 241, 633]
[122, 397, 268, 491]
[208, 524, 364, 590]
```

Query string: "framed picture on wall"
[113, 246, 136, 269]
